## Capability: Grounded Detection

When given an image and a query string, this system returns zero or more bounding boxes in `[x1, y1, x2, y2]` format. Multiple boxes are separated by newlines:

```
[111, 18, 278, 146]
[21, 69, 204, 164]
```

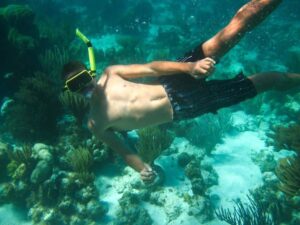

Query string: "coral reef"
[255, 121, 300, 224]
[0, 141, 9, 181]
[3, 73, 62, 143]
[0, 4, 35, 30]
[272, 121, 300, 197]
[0, 2, 78, 101]
[281, 93, 300, 120]
[56, 131, 109, 174]
[177, 111, 233, 154]
[177, 152, 195, 168]
[0, 141, 108, 225]
[251, 150, 277, 173]
[184, 157, 218, 196]
[7, 27, 36, 51]
[30, 143, 53, 184]
[7, 145, 35, 182]
[114, 191, 153, 225]
[249, 183, 294, 225]
[85, 136, 110, 165]
[1, 145, 36, 206]
[272, 123, 300, 152]
[0, 4, 40, 98]
[187, 195, 214, 222]
[38, 46, 70, 83]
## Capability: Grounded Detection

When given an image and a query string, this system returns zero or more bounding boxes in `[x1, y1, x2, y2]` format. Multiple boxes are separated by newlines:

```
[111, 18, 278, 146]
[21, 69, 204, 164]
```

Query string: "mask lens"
[66, 71, 93, 92]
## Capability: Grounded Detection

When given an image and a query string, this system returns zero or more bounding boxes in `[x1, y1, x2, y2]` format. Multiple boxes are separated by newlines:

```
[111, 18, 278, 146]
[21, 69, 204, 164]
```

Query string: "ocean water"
[0, 0, 300, 225]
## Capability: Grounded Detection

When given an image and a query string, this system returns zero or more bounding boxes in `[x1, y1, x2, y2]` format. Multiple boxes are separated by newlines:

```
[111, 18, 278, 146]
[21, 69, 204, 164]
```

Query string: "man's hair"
[61, 61, 87, 81]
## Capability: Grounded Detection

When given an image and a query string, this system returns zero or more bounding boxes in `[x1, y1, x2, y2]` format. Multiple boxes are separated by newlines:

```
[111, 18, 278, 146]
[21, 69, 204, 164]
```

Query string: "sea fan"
[215, 194, 278, 225]
[275, 156, 300, 196]
[67, 146, 94, 184]
[136, 126, 173, 164]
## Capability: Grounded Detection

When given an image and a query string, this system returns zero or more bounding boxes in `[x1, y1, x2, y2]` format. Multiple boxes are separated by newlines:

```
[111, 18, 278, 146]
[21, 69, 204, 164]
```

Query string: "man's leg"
[249, 72, 300, 93]
[201, 0, 282, 60]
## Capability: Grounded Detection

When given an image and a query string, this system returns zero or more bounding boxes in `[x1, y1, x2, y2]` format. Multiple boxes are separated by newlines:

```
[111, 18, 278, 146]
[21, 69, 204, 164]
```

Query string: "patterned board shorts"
[158, 44, 258, 121]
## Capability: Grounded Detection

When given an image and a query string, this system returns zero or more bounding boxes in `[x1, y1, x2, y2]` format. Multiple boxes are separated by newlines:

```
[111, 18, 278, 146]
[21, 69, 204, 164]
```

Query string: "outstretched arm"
[105, 57, 215, 79]
[88, 121, 155, 181]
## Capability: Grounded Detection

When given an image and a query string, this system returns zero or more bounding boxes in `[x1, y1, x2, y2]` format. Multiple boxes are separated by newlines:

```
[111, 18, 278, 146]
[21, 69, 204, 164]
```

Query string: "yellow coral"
[7, 145, 32, 166]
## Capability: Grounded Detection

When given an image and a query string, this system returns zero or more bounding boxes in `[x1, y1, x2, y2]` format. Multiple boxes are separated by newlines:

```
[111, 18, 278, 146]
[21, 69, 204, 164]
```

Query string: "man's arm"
[96, 129, 145, 171]
[105, 57, 215, 79]
[88, 121, 155, 181]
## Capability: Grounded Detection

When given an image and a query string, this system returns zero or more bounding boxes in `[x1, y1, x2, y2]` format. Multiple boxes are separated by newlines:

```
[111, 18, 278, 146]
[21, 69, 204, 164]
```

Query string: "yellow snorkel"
[76, 28, 96, 77]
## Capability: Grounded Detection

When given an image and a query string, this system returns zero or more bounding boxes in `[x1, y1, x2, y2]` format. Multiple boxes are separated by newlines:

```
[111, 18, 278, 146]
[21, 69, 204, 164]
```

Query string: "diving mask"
[64, 70, 95, 92]
[64, 29, 97, 92]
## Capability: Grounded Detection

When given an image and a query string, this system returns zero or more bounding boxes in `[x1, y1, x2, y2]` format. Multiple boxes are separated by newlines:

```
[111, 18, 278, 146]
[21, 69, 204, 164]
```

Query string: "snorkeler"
[62, 0, 300, 182]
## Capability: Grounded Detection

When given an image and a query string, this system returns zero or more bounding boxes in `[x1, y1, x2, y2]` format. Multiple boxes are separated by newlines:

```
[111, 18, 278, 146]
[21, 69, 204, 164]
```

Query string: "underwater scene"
[0, 0, 300, 224]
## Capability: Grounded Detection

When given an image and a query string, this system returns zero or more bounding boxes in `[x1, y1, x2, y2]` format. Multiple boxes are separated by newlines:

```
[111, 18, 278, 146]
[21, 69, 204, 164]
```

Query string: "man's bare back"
[89, 73, 173, 132]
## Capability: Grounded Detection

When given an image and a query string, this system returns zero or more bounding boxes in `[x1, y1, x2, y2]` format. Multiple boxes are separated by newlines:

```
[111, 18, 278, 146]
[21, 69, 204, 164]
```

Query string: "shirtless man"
[62, 0, 299, 182]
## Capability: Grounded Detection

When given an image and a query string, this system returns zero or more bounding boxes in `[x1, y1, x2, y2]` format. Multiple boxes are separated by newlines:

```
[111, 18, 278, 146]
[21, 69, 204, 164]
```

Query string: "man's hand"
[140, 164, 157, 183]
[190, 57, 216, 79]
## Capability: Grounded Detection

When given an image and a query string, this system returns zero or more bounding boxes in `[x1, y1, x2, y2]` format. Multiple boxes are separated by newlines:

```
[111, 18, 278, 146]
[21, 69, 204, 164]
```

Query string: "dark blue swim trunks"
[158, 44, 257, 121]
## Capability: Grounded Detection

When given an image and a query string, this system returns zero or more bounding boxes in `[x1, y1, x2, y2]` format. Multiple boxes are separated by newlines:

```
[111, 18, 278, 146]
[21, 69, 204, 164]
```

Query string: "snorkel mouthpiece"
[76, 28, 96, 76]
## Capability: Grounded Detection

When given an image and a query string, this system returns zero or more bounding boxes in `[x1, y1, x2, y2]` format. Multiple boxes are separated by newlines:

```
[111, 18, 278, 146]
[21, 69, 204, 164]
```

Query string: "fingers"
[201, 64, 214, 71]
[140, 171, 156, 182]
[191, 69, 213, 79]
[140, 165, 156, 182]
[198, 68, 213, 78]
[205, 66, 215, 75]
[140, 170, 153, 178]
[189, 57, 216, 79]
[202, 58, 216, 69]
[204, 57, 216, 65]
[195, 57, 216, 76]
[141, 173, 154, 181]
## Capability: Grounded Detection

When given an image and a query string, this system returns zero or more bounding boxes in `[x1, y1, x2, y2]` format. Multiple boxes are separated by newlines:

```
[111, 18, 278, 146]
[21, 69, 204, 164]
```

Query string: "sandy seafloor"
[0, 109, 292, 225]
